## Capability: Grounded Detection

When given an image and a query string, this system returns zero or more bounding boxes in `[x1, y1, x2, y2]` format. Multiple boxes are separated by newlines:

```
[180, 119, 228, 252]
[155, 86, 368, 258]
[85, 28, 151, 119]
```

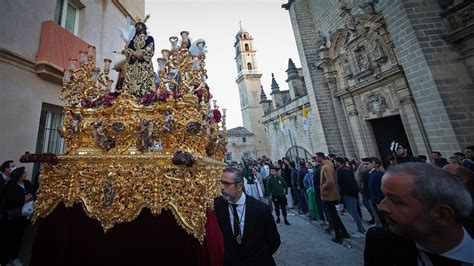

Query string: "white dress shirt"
[416, 227, 474, 265]
[228, 193, 246, 237]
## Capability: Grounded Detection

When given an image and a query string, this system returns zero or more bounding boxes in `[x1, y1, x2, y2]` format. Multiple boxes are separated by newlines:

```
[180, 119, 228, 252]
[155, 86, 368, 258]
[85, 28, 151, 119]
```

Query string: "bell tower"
[234, 28, 269, 158]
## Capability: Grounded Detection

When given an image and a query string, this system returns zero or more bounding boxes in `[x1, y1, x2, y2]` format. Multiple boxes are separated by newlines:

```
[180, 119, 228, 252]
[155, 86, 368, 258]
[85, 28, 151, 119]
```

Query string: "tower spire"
[286, 58, 298, 81]
[271, 73, 280, 91]
[239, 20, 243, 32]
[260, 85, 267, 101]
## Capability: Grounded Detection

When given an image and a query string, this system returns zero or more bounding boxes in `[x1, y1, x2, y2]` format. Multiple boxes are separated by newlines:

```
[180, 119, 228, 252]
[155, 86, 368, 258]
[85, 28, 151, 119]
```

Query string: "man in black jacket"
[214, 167, 281, 266]
[365, 163, 473, 266]
[395, 143, 419, 164]
[335, 157, 365, 236]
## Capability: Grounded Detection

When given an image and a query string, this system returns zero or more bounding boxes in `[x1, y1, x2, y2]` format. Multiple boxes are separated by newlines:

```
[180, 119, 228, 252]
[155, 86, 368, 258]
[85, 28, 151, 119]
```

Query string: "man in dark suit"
[214, 167, 281, 266]
[365, 163, 474, 266]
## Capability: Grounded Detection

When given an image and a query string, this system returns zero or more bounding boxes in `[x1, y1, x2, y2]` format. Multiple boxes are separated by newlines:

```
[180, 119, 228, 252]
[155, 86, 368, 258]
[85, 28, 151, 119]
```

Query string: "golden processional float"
[26, 27, 227, 243]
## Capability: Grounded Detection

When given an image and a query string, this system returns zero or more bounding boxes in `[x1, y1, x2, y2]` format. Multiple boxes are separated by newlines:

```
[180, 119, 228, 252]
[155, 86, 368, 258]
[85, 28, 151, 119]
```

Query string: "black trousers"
[323, 200, 348, 239]
[272, 195, 287, 218]
[290, 187, 299, 206]
[297, 189, 308, 213]
[6, 217, 27, 261]
[0, 219, 8, 265]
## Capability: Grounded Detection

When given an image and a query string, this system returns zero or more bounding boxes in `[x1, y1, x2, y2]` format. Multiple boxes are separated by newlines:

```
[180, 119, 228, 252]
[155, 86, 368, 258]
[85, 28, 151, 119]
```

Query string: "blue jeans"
[343, 195, 365, 233]
[361, 193, 375, 220]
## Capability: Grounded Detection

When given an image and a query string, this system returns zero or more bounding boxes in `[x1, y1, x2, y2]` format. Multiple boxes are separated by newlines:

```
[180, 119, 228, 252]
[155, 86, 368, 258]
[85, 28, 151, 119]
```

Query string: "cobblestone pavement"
[273, 208, 368, 266]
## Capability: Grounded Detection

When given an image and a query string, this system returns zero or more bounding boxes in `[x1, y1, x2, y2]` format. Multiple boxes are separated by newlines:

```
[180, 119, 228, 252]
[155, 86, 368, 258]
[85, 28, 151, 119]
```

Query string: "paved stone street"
[273, 209, 366, 266]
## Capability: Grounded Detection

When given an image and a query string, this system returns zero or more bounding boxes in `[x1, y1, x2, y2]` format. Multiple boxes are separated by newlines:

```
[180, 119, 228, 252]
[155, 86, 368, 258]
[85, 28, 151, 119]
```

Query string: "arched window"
[247, 62, 252, 70]
[243, 34, 247, 39]
[244, 43, 250, 51]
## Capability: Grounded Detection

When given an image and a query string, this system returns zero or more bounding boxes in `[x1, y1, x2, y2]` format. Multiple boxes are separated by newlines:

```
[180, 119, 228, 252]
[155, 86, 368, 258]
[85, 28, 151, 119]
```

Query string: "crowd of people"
[225, 144, 474, 264]
[1, 144, 473, 265]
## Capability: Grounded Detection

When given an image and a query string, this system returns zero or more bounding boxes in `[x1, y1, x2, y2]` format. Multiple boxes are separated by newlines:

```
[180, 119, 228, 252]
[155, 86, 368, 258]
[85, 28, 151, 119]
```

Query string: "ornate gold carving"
[40, 32, 227, 243]
[32, 155, 225, 243]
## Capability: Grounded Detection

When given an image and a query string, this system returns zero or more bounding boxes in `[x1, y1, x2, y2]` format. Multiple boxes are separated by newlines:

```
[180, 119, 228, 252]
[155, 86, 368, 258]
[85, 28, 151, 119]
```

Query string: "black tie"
[425, 252, 463, 266]
[231, 204, 241, 238]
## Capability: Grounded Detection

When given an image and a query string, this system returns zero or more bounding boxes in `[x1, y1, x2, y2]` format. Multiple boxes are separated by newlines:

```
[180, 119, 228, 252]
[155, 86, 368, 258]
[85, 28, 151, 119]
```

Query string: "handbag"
[21, 200, 34, 217]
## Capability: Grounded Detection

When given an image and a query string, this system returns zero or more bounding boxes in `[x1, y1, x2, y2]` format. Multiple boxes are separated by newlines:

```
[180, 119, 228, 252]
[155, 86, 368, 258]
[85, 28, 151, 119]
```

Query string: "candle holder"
[68, 58, 77, 71]
[79, 50, 87, 65]
[88, 45, 96, 58]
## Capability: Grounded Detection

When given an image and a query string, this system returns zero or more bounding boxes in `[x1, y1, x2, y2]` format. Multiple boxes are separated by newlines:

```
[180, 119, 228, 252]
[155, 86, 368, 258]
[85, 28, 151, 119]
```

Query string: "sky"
[145, 0, 300, 129]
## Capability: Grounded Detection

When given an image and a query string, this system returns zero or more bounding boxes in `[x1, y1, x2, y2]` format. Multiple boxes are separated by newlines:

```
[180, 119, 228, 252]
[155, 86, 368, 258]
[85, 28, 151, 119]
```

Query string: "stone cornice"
[35, 61, 64, 85]
[235, 73, 263, 83]
[335, 64, 403, 97]
[0, 48, 64, 85]
[0, 48, 35, 73]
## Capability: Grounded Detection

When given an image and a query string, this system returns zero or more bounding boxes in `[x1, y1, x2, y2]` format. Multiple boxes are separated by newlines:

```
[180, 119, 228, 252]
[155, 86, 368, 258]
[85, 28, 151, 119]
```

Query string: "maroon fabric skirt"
[30, 203, 224, 266]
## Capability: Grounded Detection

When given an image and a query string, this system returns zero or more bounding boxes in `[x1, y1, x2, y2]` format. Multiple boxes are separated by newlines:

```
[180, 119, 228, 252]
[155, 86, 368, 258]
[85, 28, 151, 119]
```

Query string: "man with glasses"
[214, 167, 281, 266]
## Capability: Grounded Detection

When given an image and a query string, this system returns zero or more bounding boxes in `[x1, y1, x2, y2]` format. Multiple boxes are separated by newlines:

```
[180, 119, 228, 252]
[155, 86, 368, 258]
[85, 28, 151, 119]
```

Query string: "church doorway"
[285, 146, 312, 163]
[369, 115, 411, 166]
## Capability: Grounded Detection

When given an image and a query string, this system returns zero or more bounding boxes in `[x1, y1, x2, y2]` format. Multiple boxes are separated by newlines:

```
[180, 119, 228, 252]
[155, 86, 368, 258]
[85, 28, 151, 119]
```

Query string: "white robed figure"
[244, 168, 264, 201]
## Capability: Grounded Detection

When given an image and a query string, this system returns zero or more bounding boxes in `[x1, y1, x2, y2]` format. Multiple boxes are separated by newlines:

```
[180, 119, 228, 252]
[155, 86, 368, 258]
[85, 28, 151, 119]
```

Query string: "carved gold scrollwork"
[32, 155, 225, 243]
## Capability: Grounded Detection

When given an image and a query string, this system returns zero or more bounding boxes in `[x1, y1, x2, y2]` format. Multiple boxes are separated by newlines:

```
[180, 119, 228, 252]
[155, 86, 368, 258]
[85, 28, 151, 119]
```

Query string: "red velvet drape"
[204, 211, 224, 266]
[30, 203, 224, 266]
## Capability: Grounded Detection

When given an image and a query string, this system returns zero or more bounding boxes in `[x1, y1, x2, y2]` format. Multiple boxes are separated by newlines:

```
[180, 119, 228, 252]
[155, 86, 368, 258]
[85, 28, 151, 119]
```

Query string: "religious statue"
[163, 108, 173, 134]
[137, 118, 154, 152]
[69, 113, 82, 135]
[357, 47, 371, 71]
[121, 19, 156, 97]
[92, 122, 115, 151]
[342, 57, 352, 76]
[373, 39, 386, 62]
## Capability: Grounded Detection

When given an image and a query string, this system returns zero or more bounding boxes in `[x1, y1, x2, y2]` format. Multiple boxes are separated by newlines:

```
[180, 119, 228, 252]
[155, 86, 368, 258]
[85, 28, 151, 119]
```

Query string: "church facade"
[258, 0, 474, 163]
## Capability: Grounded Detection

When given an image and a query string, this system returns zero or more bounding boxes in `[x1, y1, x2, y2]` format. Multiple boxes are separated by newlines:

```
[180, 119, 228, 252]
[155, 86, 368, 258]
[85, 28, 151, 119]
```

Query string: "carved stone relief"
[365, 92, 388, 116]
